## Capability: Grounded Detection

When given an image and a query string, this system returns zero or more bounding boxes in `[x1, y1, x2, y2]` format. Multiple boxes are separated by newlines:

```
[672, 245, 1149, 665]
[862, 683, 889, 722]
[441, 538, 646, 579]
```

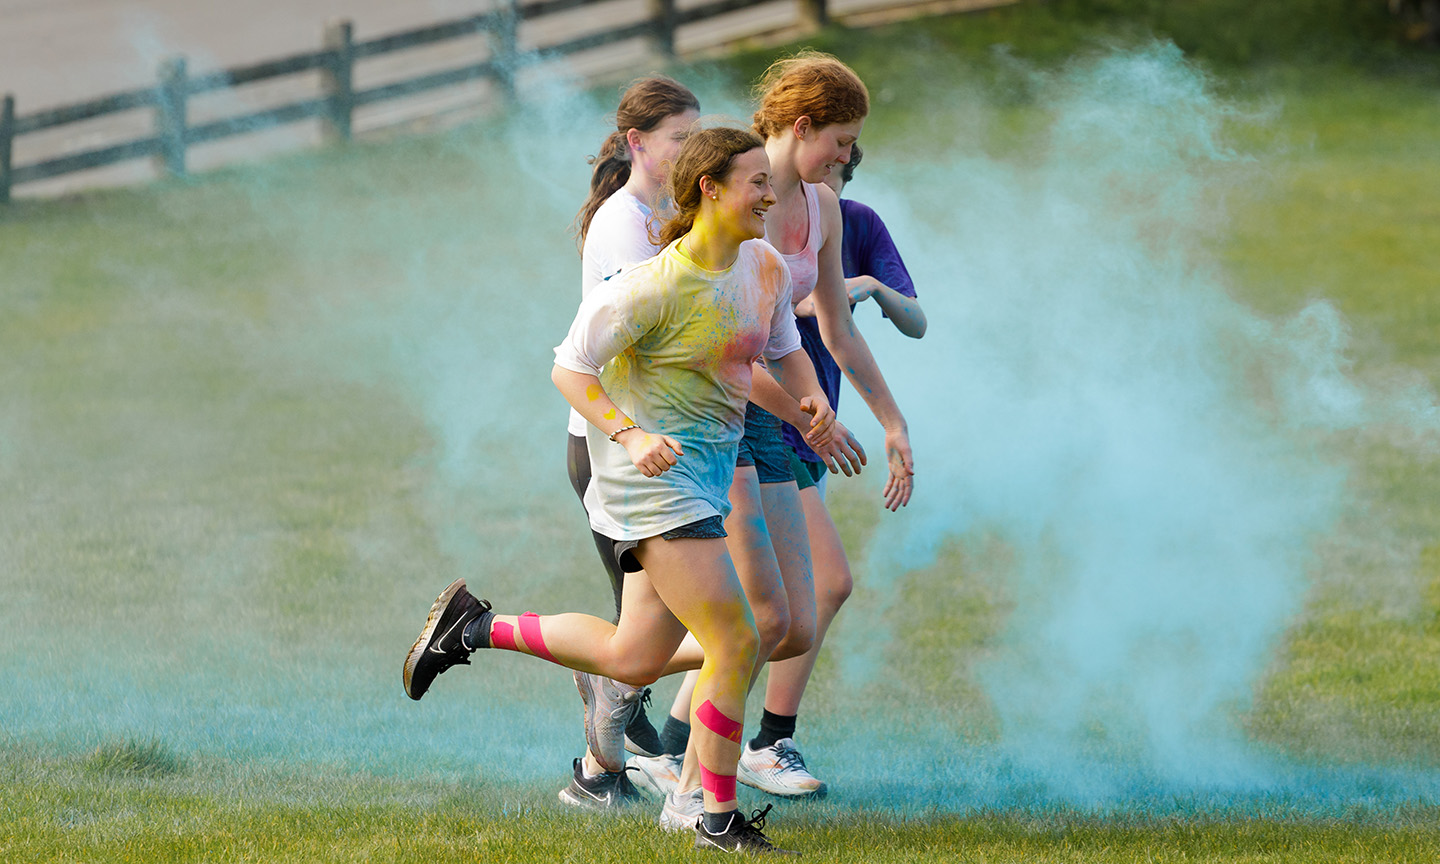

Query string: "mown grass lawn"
[3, 2, 1439, 861]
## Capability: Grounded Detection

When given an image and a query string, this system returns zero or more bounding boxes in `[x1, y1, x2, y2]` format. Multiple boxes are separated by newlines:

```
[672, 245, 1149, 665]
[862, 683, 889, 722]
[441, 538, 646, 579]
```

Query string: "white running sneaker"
[574, 671, 643, 773]
[626, 753, 682, 797]
[736, 737, 827, 798]
[658, 787, 704, 833]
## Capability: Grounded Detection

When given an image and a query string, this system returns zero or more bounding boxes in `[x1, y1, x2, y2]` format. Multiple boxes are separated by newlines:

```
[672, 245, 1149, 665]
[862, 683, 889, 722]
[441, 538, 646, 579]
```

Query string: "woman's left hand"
[881, 424, 914, 511]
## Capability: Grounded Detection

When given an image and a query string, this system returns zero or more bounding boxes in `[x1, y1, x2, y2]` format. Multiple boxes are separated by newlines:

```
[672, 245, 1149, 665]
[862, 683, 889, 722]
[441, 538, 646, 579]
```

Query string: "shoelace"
[734, 804, 775, 843]
[773, 743, 808, 772]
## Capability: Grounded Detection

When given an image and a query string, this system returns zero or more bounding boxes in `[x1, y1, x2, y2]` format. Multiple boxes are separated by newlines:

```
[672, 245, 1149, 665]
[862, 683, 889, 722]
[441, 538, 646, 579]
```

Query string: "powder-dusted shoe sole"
[403, 578, 485, 700]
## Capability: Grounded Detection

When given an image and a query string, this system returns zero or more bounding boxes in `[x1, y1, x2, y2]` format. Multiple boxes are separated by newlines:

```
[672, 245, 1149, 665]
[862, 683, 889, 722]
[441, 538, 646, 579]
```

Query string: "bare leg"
[759, 485, 851, 716]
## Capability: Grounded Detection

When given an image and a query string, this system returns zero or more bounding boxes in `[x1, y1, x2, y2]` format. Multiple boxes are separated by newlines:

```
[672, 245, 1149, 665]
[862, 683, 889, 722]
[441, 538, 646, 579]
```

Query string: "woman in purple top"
[753, 142, 930, 797]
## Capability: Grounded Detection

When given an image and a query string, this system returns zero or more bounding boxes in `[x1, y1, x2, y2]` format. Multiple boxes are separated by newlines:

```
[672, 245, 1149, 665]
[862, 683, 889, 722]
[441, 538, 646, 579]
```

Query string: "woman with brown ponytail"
[559, 77, 700, 809]
[404, 125, 829, 854]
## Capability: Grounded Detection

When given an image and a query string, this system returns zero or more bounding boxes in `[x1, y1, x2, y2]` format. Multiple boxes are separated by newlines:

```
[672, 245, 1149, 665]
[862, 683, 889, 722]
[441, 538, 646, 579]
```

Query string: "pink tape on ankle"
[517, 611, 558, 664]
[696, 700, 743, 744]
[490, 621, 516, 651]
[700, 766, 737, 803]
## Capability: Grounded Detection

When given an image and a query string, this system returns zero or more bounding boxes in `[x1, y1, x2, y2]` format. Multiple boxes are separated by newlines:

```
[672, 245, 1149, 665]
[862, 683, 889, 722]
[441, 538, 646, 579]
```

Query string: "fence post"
[0, 95, 14, 204]
[799, 0, 828, 29]
[491, 0, 520, 104]
[649, 0, 677, 59]
[322, 20, 355, 143]
[155, 56, 188, 178]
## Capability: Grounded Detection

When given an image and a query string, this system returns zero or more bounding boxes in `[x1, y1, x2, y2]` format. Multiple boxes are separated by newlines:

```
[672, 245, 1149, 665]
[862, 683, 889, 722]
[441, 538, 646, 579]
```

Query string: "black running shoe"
[694, 805, 800, 855]
[556, 757, 644, 810]
[624, 691, 666, 758]
[402, 578, 491, 701]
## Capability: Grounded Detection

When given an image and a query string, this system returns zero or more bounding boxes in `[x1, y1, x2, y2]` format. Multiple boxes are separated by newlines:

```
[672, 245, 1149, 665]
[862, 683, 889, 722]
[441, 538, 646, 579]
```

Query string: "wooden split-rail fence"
[2, 0, 962, 203]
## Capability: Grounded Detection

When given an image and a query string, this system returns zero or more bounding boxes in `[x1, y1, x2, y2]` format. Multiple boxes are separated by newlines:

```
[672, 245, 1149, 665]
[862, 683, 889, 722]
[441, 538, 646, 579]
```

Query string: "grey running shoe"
[737, 737, 827, 799]
[694, 805, 799, 855]
[657, 786, 703, 833]
[402, 578, 491, 701]
[627, 752, 682, 797]
[556, 757, 643, 810]
[624, 693, 665, 757]
[574, 671, 643, 773]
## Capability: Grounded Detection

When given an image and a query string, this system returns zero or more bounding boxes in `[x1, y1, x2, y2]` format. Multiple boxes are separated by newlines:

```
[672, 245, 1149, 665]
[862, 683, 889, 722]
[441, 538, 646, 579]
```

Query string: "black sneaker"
[694, 805, 800, 855]
[556, 757, 644, 810]
[402, 578, 491, 701]
[624, 692, 666, 757]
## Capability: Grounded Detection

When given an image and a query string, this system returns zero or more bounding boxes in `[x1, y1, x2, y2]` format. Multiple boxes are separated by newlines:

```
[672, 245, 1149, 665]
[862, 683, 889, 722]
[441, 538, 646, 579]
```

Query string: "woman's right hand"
[616, 427, 684, 477]
[812, 420, 866, 477]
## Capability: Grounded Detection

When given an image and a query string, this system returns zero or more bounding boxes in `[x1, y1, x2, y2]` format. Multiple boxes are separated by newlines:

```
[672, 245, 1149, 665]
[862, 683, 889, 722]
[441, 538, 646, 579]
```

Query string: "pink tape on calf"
[517, 611, 558, 664]
[490, 621, 517, 651]
[700, 765, 738, 803]
[696, 699, 744, 744]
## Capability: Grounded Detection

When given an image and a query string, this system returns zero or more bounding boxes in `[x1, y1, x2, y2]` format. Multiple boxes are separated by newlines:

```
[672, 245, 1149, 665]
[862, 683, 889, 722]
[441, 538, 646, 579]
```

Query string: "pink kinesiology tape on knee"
[490, 621, 517, 651]
[700, 765, 738, 803]
[696, 699, 743, 744]
[517, 611, 558, 663]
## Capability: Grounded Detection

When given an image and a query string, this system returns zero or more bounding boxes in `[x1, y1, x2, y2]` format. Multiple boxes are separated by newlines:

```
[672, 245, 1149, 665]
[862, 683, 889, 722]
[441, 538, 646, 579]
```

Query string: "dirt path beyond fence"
[0, 0, 1010, 198]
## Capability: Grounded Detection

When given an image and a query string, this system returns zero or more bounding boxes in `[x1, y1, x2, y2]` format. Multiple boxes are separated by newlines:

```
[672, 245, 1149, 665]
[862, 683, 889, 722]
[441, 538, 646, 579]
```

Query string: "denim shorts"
[735, 403, 797, 485]
[612, 515, 728, 573]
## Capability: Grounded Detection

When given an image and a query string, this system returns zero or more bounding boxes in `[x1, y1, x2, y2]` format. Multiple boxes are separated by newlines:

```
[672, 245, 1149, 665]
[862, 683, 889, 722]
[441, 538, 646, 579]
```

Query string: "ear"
[698, 174, 720, 200]
[792, 115, 812, 140]
[625, 127, 645, 153]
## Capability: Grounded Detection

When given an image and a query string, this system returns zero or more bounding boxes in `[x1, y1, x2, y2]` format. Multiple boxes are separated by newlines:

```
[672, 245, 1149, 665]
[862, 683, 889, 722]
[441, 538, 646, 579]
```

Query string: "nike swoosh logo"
[428, 617, 467, 654]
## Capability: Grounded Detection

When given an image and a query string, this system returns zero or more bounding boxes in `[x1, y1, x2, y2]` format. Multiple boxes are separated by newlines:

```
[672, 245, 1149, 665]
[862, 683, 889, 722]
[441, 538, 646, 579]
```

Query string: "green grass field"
[3, 3, 1440, 860]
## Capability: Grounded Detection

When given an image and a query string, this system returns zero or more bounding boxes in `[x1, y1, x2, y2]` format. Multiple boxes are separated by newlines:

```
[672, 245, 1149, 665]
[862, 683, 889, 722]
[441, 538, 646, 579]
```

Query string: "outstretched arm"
[810, 184, 914, 510]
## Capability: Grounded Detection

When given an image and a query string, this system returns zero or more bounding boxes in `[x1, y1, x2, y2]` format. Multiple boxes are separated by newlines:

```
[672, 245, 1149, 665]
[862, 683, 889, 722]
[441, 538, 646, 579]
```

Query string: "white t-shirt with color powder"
[569, 189, 661, 436]
[554, 239, 802, 540]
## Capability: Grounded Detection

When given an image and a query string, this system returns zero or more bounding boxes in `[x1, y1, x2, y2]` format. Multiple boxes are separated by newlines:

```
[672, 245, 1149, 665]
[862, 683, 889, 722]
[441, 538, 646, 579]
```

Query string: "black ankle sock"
[460, 610, 495, 650]
[702, 809, 737, 835]
[660, 716, 691, 756]
[748, 709, 797, 751]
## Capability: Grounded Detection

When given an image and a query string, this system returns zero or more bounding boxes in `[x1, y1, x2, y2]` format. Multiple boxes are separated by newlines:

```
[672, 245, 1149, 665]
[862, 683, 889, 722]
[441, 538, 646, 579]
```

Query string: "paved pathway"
[0, 0, 1008, 197]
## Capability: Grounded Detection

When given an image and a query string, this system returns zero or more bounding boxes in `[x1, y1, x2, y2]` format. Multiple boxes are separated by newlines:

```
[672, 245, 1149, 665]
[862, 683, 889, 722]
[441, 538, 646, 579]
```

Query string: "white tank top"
[768, 181, 823, 308]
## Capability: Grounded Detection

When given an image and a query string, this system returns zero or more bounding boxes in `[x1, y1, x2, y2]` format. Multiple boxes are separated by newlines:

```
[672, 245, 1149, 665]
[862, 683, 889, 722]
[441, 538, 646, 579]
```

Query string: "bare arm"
[551, 365, 683, 478]
[749, 360, 833, 448]
[809, 183, 914, 510]
[847, 276, 927, 338]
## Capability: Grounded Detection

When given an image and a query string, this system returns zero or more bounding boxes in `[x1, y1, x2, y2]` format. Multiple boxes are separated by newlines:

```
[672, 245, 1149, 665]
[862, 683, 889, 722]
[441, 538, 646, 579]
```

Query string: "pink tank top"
[768, 181, 823, 308]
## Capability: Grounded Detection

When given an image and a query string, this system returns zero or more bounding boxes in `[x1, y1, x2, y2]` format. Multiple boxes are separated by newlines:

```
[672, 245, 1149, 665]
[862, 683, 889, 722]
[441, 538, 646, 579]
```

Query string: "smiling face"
[793, 117, 863, 185]
[705, 147, 776, 241]
[632, 109, 700, 187]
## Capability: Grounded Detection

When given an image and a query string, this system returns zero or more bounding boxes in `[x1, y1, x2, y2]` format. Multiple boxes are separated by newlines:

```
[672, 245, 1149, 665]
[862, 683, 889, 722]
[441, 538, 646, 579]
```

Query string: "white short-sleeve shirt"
[555, 239, 801, 540]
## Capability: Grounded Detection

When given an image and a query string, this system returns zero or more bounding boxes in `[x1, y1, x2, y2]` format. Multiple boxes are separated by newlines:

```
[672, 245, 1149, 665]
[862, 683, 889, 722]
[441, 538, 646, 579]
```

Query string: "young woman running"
[758, 141, 928, 796]
[653, 52, 918, 804]
[561, 75, 700, 809]
[562, 77, 854, 818]
[403, 126, 830, 854]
